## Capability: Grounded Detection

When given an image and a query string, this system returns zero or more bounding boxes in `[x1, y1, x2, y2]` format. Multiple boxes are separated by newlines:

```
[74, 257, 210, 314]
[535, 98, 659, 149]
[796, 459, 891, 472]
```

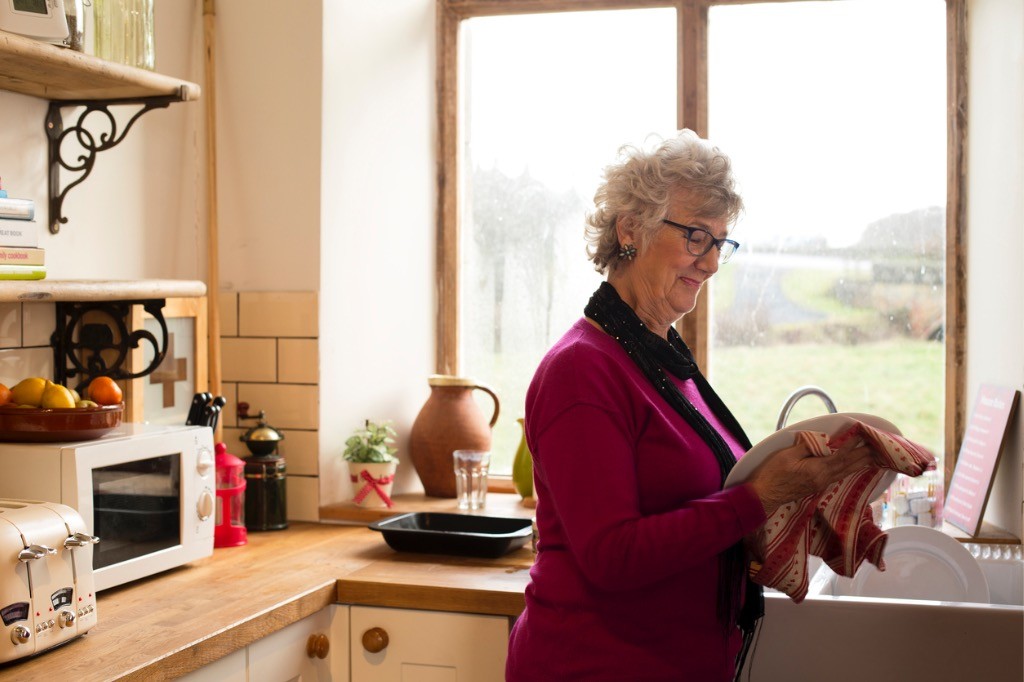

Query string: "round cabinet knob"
[196, 488, 215, 521]
[361, 627, 389, 654]
[196, 447, 215, 477]
[306, 633, 330, 659]
[58, 610, 75, 628]
[10, 625, 30, 645]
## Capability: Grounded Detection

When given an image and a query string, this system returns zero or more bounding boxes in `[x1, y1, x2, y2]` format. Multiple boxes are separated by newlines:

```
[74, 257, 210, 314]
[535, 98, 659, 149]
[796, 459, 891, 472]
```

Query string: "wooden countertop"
[0, 522, 533, 681]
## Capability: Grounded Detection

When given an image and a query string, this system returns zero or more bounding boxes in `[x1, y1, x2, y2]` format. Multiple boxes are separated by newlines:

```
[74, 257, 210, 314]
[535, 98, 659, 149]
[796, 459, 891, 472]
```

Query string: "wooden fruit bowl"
[0, 403, 124, 442]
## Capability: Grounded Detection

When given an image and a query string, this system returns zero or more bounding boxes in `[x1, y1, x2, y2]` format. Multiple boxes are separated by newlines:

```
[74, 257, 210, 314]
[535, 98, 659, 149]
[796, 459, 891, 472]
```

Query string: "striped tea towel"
[746, 421, 936, 602]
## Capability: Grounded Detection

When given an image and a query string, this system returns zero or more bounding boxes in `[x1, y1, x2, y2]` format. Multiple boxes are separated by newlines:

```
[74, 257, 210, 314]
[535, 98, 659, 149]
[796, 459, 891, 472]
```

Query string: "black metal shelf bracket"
[52, 299, 170, 393]
[46, 95, 181, 235]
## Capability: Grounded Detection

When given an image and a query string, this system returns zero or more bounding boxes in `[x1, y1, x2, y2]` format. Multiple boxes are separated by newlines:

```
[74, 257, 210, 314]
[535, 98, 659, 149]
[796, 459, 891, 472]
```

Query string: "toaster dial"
[10, 625, 30, 645]
[58, 610, 75, 629]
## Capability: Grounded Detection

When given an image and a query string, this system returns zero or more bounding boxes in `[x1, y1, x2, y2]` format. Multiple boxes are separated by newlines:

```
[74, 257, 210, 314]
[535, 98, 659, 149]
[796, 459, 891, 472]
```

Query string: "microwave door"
[91, 453, 182, 571]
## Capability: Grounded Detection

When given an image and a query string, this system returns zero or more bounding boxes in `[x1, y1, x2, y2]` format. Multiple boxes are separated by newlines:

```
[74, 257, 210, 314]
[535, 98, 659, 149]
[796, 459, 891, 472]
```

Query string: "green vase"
[512, 418, 534, 500]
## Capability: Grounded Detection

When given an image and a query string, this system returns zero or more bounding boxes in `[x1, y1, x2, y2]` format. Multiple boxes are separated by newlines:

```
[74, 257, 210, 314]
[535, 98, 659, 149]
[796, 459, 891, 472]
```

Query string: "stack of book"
[0, 179, 45, 281]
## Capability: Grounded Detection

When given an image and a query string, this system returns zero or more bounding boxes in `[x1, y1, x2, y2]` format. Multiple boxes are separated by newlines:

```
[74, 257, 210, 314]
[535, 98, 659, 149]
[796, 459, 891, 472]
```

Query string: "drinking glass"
[453, 450, 490, 510]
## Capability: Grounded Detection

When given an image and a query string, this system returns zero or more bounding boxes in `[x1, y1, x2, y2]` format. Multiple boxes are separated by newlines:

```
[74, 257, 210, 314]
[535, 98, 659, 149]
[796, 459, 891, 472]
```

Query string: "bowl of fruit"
[0, 376, 124, 442]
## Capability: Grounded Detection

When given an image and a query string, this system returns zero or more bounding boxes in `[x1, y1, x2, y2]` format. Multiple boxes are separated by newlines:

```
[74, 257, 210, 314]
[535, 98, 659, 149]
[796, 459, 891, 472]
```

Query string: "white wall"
[319, 0, 436, 504]
[966, 0, 1024, 538]
[213, 0, 322, 292]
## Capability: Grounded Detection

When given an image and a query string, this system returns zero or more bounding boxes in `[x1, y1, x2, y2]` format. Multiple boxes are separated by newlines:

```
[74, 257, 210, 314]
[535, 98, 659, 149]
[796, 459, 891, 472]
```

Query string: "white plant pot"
[348, 461, 398, 508]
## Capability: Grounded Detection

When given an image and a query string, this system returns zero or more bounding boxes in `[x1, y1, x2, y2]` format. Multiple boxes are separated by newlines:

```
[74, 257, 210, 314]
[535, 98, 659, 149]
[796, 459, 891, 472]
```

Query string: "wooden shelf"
[0, 279, 207, 303]
[0, 29, 199, 101]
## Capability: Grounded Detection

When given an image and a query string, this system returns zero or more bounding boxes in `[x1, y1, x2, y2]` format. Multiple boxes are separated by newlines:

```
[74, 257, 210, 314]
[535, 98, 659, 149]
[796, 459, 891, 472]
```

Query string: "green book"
[0, 264, 46, 280]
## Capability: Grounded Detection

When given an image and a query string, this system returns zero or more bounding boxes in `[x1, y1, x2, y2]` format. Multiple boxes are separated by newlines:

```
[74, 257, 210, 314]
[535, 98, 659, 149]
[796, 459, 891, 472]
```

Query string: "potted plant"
[344, 419, 400, 508]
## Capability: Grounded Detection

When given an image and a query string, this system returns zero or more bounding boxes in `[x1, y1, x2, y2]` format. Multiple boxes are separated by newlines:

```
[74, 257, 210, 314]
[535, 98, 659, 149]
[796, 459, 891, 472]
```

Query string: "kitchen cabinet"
[180, 605, 349, 682]
[177, 648, 247, 682]
[349, 605, 509, 682]
[250, 605, 348, 682]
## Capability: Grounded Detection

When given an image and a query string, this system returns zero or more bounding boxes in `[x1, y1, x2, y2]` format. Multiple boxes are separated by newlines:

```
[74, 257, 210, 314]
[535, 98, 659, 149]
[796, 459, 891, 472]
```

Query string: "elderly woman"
[505, 130, 876, 681]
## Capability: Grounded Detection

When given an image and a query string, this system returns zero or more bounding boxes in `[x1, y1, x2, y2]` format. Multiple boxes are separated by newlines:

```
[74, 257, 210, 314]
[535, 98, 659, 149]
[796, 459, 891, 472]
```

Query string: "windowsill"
[318, 496, 1019, 547]
[320, 491, 536, 525]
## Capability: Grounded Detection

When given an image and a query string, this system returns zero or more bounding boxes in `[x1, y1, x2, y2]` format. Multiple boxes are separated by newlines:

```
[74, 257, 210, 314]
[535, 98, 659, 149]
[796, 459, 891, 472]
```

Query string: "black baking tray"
[369, 512, 533, 558]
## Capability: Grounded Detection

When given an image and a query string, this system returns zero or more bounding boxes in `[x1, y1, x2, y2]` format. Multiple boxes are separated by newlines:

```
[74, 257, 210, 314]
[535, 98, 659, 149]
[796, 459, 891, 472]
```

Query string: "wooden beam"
[944, 0, 968, 481]
[436, 3, 460, 375]
[203, 0, 222, 437]
[677, 0, 711, 369]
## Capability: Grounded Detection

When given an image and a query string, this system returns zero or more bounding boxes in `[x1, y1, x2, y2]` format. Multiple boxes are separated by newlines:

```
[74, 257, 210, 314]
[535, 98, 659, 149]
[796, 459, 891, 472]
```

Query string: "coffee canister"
[242, 454, 288, 531]
[238, 407, 288, 531]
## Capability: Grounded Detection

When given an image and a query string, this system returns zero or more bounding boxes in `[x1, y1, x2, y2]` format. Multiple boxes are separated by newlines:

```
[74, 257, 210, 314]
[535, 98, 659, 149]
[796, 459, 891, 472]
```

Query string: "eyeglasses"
[661, 219, 740, 264]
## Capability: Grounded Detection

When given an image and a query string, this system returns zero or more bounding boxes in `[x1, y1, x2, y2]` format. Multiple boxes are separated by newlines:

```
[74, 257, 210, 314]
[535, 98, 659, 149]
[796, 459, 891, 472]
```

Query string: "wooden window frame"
[436, 0, 967, 483]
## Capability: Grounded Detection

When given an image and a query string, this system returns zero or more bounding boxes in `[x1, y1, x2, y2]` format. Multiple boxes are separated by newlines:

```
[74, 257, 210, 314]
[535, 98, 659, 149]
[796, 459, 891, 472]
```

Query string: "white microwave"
[0, 424, 215, 591]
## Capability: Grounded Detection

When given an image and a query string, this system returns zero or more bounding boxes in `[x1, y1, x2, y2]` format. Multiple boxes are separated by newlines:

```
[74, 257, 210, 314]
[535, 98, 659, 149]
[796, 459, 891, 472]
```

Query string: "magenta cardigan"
[506, 319, 766, 681]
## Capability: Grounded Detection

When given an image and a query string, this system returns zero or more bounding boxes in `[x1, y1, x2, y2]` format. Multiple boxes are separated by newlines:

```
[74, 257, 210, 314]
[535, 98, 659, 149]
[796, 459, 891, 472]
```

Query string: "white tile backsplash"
[0, 346, 53, 387]
[286, 475, 319, 522]
[0, 303, 20, 348]
[22, 302, 55, 347]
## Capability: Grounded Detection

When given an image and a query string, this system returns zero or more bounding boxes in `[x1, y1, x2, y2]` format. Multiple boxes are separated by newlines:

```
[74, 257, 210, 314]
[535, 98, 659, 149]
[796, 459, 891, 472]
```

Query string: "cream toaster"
[0, 499, 99, 664]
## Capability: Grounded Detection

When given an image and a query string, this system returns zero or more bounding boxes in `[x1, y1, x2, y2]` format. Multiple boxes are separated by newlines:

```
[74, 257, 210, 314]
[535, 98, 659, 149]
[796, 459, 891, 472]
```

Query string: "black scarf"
[584, 281, 763, 679]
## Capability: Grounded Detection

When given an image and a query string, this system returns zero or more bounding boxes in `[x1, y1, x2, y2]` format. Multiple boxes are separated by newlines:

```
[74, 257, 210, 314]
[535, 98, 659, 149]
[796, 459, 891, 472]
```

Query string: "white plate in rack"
[827, 525, 990, 603]
[724, 412, 899, 502]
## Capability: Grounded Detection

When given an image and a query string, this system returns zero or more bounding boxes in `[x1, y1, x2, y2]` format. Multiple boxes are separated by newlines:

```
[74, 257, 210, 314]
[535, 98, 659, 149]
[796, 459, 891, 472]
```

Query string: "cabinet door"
[249, 604, 350, 682]
[350, 606, 508, 682]
[178, 648, 247, 682]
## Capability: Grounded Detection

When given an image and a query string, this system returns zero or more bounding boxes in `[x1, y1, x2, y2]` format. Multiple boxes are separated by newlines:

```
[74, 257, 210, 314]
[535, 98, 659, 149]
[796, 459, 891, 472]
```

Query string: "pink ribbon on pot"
[351, 469, 395, 507]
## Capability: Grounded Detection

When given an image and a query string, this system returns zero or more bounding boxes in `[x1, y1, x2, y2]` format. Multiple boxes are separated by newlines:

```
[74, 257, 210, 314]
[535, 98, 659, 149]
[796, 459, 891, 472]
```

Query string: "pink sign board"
[944, 384, 1020, 536]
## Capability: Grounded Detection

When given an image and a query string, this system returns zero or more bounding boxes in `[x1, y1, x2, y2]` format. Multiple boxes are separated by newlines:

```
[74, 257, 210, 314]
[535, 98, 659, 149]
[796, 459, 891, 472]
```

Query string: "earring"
[618, 243, 637, 261]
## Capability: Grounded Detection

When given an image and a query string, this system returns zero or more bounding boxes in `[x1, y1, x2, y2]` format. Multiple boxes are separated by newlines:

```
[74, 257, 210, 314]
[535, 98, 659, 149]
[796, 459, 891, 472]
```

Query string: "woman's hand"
[746, 435, 878, 517]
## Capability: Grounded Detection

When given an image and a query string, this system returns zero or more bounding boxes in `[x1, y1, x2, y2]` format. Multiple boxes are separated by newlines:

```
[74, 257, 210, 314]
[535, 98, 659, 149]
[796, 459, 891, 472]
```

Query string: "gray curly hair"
[585, 129, 743, 274]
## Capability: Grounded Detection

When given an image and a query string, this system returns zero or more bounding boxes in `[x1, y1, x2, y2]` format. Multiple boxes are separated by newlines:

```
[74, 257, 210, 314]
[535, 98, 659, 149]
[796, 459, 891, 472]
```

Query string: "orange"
[0, 383, 10, 405]
[88, 376, 123, 406]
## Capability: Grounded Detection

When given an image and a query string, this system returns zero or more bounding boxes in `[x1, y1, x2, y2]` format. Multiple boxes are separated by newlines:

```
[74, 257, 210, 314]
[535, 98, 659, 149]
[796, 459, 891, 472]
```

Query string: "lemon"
[41, 382, 76, 409]
[10, 377, 47, 407]
[75, 399, 99, 408]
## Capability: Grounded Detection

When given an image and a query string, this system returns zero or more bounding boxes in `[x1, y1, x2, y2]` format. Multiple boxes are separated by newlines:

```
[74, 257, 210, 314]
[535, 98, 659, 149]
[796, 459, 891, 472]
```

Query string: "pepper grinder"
[237, 403, 288, 531]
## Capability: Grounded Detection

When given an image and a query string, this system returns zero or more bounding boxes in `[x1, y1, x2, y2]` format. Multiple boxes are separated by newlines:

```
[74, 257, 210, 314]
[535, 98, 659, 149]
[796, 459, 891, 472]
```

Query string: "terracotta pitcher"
[409, 375, 500, 498]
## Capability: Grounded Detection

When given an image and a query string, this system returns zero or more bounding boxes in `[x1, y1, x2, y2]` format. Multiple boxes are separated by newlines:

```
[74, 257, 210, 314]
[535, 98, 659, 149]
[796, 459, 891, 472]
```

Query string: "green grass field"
[481, 337, 944, 475]
[711, 338, 945, 454]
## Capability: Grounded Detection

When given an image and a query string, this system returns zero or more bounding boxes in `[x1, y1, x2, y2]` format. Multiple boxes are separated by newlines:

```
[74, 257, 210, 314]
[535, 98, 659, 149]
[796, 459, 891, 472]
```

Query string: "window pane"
[708, 0, 947, 523]
[461, 9, 676, 474]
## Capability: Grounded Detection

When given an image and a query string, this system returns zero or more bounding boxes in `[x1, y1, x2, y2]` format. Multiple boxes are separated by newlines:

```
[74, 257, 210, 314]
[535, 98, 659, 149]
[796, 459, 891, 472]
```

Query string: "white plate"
[826, 525, 990, 603]
[725, 412, 900, 502]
